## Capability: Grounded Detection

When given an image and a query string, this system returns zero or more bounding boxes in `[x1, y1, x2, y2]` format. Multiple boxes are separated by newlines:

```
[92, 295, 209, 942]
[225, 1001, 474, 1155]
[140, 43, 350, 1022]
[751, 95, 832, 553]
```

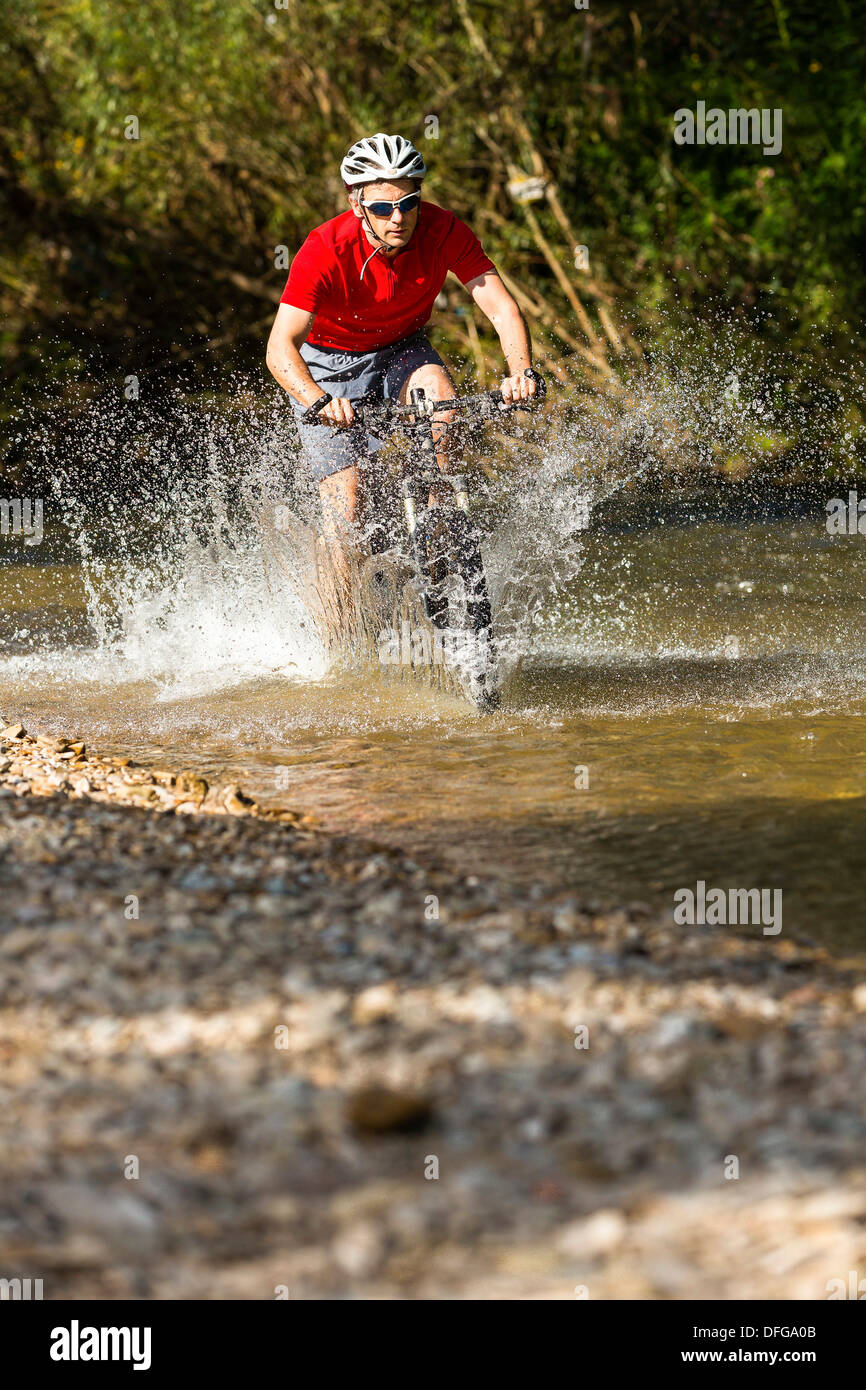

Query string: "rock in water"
[347, 1086, 433, 1135]
[175, 771, 209, 801]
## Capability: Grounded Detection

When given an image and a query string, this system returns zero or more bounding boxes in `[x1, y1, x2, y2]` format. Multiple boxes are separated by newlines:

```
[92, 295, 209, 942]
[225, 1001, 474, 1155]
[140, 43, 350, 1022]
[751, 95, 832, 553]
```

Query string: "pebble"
[1, 715, 864, 1301]
[0, 718, 264, 821]
[347, 1087, 433, 1134]
[331, 1220, 384, 1278]
[353, 983, 399, 1025]
[556, 1208, 627, 1258]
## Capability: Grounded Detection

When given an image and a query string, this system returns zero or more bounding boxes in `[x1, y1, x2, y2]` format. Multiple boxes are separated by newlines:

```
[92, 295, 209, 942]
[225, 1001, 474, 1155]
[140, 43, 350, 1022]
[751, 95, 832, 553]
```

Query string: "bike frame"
[303, 382, 546, 705]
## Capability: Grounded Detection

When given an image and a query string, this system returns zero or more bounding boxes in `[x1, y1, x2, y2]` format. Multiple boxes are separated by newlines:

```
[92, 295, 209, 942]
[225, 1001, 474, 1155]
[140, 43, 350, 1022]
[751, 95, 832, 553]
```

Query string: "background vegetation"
[1, 0, 864, 484]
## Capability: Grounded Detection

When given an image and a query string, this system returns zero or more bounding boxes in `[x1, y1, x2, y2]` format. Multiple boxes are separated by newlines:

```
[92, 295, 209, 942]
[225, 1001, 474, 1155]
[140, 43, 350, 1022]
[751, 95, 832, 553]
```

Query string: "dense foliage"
[1, 0, 864, 479]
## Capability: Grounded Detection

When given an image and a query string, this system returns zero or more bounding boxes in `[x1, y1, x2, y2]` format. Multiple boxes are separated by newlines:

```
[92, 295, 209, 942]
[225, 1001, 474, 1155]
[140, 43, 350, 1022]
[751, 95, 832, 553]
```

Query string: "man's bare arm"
[466, 271, 537, 402]
[266, 303, 355, 425]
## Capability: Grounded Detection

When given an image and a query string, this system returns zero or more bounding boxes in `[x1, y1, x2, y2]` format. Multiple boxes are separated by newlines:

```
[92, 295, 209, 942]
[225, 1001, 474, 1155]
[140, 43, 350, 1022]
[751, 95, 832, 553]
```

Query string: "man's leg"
[315, 463, 361, 640]
[318, 462, 360, 535]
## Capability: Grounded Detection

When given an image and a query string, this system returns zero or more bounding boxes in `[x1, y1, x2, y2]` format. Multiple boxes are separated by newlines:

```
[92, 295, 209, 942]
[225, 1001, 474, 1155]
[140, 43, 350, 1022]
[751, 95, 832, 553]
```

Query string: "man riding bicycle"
[266, 132, 542, 560]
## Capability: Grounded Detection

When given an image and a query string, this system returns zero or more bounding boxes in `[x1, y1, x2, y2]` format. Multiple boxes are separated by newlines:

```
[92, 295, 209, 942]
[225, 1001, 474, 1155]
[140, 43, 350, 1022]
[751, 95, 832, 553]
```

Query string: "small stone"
[0, 723, 25, 741]
[556, 1208, 626, 1258]
[347, 1086, 433, 1135]
[553, 908, 580, 936]
[176, 771, 208, 799]
[43, 1184, 157, 1248]
[353, 983, 399, 1025]
[331, 1219, 384, 1277]
[223, 785, 256, 815]
[712, 1011, 773, 1041]
[36, 734, 69, 752]
[124, 785, 157, 803]
[520, 1116, 546, 1142]
[358, 931, 387, 956]
[29, 777, 61, 795]
[1, 929, 39, 957]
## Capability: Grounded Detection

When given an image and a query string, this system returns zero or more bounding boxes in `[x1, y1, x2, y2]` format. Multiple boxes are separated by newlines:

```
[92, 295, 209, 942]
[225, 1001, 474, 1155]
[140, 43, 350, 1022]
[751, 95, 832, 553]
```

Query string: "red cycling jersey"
[280, 200, 495, 352]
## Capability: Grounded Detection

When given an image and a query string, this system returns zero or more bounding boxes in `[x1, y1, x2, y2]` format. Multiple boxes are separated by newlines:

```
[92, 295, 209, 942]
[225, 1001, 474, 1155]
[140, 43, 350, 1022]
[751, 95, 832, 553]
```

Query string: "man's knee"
[402, 366, 462, 468]
[401, 362, 455, 406]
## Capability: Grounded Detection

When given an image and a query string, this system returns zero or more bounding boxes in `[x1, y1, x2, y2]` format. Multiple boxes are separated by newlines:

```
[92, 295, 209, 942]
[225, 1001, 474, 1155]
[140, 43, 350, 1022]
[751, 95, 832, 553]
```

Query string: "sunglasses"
[360, 192, 421, 217]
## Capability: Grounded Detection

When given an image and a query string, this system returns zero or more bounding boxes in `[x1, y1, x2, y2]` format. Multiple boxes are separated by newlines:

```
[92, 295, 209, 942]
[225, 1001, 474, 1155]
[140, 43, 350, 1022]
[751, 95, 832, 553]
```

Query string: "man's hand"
[500, 371, 539, 405]
[320, 397, 355, 427]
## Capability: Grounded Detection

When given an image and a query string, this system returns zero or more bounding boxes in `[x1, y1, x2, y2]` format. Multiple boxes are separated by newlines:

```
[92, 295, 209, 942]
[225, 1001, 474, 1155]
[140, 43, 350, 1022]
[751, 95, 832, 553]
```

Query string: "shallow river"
[3, 514, 866, 952]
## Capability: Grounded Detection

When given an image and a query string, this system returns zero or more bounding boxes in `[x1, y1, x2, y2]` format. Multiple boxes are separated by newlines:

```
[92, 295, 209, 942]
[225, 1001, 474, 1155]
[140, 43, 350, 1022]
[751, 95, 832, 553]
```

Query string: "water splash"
[15, 385, 327, 696]
[10, 310, 862, 704]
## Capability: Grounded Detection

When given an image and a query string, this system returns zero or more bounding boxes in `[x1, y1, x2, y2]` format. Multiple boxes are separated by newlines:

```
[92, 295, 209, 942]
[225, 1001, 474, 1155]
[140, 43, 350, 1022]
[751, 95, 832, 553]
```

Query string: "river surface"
[3, 514, 866, 953]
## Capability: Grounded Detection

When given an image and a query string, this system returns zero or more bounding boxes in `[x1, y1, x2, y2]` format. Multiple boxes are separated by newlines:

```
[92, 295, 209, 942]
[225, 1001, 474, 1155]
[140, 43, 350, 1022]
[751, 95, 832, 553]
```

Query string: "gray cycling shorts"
[293, 330, 446, 483]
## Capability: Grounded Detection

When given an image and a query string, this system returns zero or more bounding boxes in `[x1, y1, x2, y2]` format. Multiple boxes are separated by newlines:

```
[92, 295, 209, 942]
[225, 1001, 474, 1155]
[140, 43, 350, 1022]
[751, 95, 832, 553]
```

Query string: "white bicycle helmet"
[340, 133, 427, 187]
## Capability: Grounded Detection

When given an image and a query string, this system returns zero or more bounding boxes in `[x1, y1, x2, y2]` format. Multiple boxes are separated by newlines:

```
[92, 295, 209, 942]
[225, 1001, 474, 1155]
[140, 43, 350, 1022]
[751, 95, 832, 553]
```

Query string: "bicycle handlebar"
[304, 382, 546, 429]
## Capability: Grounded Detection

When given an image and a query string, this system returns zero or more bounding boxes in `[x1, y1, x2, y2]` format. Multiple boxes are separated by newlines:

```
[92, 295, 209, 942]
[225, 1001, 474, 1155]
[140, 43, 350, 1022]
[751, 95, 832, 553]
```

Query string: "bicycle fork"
[396, 386, 493, 635]
[401, 470, 492, 633]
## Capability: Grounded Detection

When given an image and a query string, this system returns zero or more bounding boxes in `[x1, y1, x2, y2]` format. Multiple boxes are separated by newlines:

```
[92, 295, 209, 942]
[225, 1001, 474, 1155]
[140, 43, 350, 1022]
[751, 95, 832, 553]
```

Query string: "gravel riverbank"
[1, 718, 865, 1300]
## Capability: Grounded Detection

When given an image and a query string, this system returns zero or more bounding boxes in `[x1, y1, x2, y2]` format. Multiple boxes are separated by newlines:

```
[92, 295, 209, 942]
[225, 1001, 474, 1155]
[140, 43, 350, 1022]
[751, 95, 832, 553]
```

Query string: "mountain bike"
[307, 376, 546, 710]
